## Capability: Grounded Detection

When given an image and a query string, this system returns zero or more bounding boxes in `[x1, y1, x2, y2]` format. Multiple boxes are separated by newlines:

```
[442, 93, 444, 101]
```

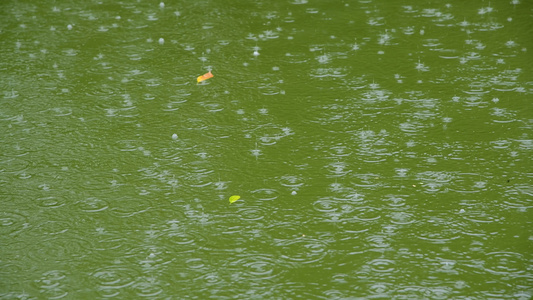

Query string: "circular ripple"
[33, 269, 69, 299]
[250, 124, 291, 146]
[115, 140, 140, 152]
[278, 238, 328, 264]
[238, 206, 269, 221]
[49, 107, 73, 117]
[0, 210, 29, 235]
[76, 197, 109, 213]
[503, 184, 533, 209]
[36, 196, 66, 209]
[415, 220, 460, 244]
[366, 235, 392, 249]
[449, 173, 487, 193]
[354, 206, 381, 221]
[389, 211, 416, 225]
[26, 235, 92, 265]
[166, 231, 208, 253]
[325, 161, 352, 176]
[92, 232, 144, 260]
[32, 220, 70, 236]
[196, 272, 223, 285]
[368, 258, 396, 273]
[224, 254, 284, 280]
[0, 263, 25, 284]
[383, 194, 407, 207]
[110, 196, 152, 218]
[267, 222, 307, 240]
[2, 157, 31, 173]
[133, 276, 164, 298]
[483, 252, 526, 275]
[313, 197, 356, 216]
[313, 199, 338, 213]
[185, 258, 206, 270]
[251, 188, 279, 201]
[463, 210, 501, 223]
[91, 265, 140, 296]
[167, 267, 203, 284]
[182, 168, 214, 188]
[327, 145, 353, 158]
[278, 175, 304, 189]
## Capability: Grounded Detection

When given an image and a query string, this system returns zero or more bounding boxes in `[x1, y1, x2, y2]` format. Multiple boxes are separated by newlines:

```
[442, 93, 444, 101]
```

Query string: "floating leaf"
[229, 195, 240, 204]
[197, 71, 214, 83]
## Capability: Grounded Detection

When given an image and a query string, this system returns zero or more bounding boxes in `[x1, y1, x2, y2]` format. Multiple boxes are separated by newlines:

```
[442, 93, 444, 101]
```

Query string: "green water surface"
[1, 0, 532, 298]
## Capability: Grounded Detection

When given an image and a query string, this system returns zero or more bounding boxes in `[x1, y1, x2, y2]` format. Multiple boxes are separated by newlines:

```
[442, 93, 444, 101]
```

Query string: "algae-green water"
[1, 0, 532, 298]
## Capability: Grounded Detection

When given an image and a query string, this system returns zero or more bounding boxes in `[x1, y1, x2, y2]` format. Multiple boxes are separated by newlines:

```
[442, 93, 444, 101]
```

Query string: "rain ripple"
[277, 237, 328, 264]
[2, 157, 31, 174]
[25, 235, 92, 266]
[504, 184, 533, 209]
[36, 196, 67, 209]
[416, 171, 455, 193]
[449, 172, 489, 193]
[0, 210, 29, 236]
[251, 188, 279, 201]
[354, 206, 382, 221]
[312, 198, 357, 218]
[278, 175, 305, 190]
[33, 269, 69, 299]
[237, 206, 270, 221]
[483, 252, 527, 276]
[363, 258, 396, 275]
[164, 230, 209, 254]
[414, 217, 461, 244]
[389, 211, 416, 225]
[91, 265, 140, 297]
[223, 253, 285, 281]
[133, 276, 164, 298]
[75, 197, 109, 213]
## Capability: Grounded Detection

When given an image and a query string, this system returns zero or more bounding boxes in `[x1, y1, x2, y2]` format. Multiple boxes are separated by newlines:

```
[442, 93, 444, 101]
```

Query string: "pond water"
[1, 0, 532, 298]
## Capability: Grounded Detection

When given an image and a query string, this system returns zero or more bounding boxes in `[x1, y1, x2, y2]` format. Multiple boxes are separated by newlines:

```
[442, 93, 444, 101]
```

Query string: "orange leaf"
[197, 71, 214, 83]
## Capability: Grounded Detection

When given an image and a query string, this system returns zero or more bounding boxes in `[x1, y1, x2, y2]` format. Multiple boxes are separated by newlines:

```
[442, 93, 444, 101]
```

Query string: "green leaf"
[229, 195, 240, 204]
